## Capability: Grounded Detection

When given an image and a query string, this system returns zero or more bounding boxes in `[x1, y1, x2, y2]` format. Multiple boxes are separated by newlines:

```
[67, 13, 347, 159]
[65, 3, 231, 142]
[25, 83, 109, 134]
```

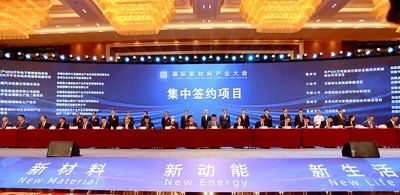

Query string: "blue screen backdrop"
[0, 55, 399, 128]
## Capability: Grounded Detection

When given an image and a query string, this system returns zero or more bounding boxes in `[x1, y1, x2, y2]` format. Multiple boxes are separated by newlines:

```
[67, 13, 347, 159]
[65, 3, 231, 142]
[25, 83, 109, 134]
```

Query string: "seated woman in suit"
[344, 114, 356, 128]
[233, 116, 248, 129]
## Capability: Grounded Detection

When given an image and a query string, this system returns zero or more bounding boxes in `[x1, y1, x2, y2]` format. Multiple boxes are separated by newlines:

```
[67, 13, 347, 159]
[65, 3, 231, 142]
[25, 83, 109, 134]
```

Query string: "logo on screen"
[160, 71, 168, 79]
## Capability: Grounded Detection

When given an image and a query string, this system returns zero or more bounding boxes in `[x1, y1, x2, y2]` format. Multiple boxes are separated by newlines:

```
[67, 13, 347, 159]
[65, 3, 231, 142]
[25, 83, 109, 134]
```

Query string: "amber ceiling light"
[95, 0, 175, 36]
[240, 0, 322, 33]
[371, 0, 399, 33]
[0, 0, 52, 40]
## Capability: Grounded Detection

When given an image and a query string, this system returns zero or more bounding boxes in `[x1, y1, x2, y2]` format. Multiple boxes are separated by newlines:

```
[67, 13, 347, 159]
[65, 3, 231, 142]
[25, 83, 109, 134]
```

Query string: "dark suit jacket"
[121, 122, 134, 129]
[141, 122, 154, 129]
[320, 120, 334, 128]
[239, 114, 250, 127]
[0, 121, 12, 129]
[166, 121, 179, 129]
[298, 121, 312, 128]
[233, 122, 248, 129]
[345, 121, 356, 127]
[278, 120, 292, 128]
[108, 115, 119, 129]
[72, 117, 83, 126]
[37, 122, 52, 129]
[161, 117, 170, 129]
[294, 114, 305, 127]
[185, 122, 198, 129]
[201, 115, 212, 129]
[264, 115, 273, 127]
[280, 114, 290, 121]
[181, 115, 189, 129]
[78, 122, 93, 129]
[16, 121, 29, 129]
[255, 121, 269, 128]
[386, 120, 399, 128]
[100, 122, 112, 129]
[89, 117, 100, 126]
[333, 114, 346, 126]
[56, 122, 70, 129]
[219, 114, 231, 129]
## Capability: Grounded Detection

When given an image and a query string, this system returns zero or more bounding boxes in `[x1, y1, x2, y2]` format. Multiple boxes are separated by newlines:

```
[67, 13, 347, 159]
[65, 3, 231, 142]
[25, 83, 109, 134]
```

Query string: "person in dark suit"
[333, 109, 346, 126]
[166, 116, 179, 129]
[161, 111, 170, 129]
[233, 116, 248, 129]
[141, 116, 154, 129]
[201, 109, 211, 129]
[1, 117, 12, 129]
[219, 108, 230, 129]
[125, 111, 134, 125]
[141, 111, 151, 124]
[78, 116, 93, 129]
[239, 109, 250, 127]
[386, 115, 399, 128]
[320, 116, 334, 128]
[278, 116, 292, 128]
[255, 115, 268, 128]
[263, 109, 273, 127]
[298, 116, 312, 128]
[121, 117, 134, 129]
[56, 117, 70, 129]
[181, 110, 189, 129]
[16, 115, 29, 129]
[108, 109, 119, 129]
[100, 116, 112, 129]
[345, 114, 356, 128]
[362, 115, 376, 128]
[207, 114, 221, 129]
[185, 115, 198, 129]
[37, 115, 52, 129]
[89, 111, 100, 126]
[279, 108, 290, 121]
[72, 112, 83, 126]
[294, 108, 305, 128]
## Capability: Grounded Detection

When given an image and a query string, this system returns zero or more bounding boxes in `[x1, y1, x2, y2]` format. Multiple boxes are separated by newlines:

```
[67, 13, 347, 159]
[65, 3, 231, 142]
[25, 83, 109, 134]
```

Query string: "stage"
[1, 148, 400, 194]
[0, 147, 399, 158]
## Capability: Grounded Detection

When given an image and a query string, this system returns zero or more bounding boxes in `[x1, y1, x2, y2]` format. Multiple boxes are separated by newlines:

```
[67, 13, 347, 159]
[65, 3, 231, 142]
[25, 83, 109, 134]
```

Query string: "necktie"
[327, 121, 330, 127]
[261, 122, 264, 126]
[2, 122, 5, 129]
[213, 121, 216, 126]
[83, 123, 87, 129]
[102, 123, 105, 129]
[300, 115, 303, 121]
[369, 121, 372, 128]
[42, 122, 45, 129]
[146, 123, 149, 128]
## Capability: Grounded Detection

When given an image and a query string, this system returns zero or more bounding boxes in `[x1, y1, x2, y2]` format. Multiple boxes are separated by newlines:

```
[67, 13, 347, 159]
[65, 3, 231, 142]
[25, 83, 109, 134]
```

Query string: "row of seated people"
[1, 112, 400, 130]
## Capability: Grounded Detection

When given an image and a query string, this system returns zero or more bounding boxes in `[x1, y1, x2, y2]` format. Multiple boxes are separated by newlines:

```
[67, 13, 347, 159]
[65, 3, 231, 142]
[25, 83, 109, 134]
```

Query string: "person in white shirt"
[313, 109, 324, 128]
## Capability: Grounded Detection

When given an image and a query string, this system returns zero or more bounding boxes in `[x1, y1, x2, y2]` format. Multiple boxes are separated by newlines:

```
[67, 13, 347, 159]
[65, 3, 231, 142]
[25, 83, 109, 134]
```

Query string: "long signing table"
[0, 128, 398, 148]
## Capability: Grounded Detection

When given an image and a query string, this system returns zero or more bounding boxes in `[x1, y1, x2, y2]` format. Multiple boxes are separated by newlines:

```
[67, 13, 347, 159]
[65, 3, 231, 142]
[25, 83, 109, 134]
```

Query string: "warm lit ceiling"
[0, 0, 399, 45]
